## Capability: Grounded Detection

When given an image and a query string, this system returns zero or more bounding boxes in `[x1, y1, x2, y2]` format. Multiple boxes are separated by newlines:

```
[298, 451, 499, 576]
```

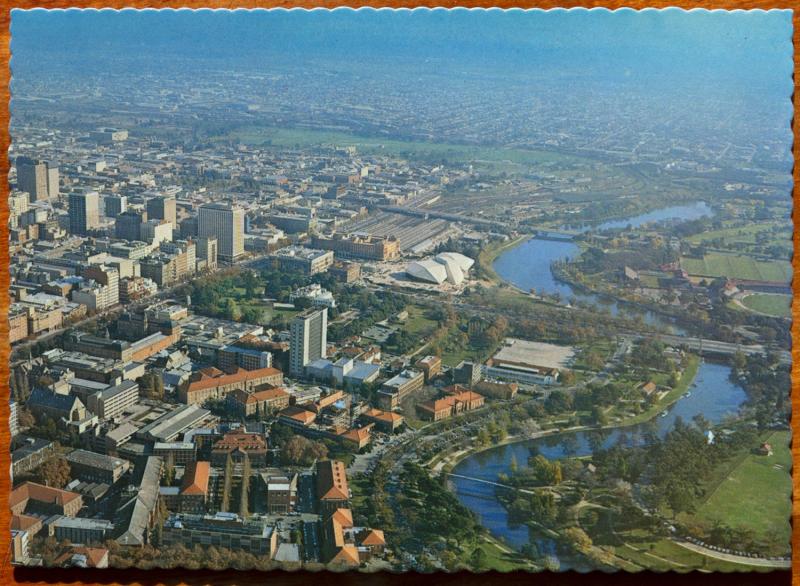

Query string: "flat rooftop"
[491, 338, 575, 370]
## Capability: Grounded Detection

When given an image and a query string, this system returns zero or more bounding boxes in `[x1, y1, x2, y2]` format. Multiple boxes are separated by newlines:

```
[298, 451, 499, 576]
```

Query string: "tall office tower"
[290, 308, 328, 377]
[197, 236, 218, 271]
[115, 210, 146, 241]
[68, 191, 100, 235]
[139, 219, 173, 247]
[8, 190, 30, 229]
[198, 202, 245, 263]
[16, 156, 59, 201]
[147, 195, 177, 226]
[83, 264, 120, 307]
[104, 194, 128, 218]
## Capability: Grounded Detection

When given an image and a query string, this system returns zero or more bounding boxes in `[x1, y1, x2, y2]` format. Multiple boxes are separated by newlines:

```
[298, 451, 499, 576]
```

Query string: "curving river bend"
[452, 201, 738, 563]
[450, 361, 746, 555]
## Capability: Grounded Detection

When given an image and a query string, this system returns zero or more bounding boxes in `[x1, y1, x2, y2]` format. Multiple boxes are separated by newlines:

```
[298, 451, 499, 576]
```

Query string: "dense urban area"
[7, 11, 793, 573]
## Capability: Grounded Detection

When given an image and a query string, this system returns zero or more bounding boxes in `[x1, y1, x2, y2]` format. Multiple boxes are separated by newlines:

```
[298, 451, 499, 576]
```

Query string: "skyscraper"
[16, 156, 59, 201]
[197, 236, 218, 271]
[198, 202, 245, 263]
[290, 308, 328, 377]
[146, 195, 177, 226]
[68, 191, 100, 235]
[115, 210, 146, 241]
[104, 194, 128, 218]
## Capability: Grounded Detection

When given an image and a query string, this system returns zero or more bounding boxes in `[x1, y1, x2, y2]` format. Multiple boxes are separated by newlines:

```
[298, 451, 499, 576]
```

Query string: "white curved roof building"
[406, 259, 448, 284]
[406, 252, 475, 285]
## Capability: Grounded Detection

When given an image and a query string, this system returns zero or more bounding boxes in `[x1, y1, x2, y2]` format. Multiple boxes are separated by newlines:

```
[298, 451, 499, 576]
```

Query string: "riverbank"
[428, 355, 701, 476]
[551, 263, 689, 331]
[477, 234, 529, 286]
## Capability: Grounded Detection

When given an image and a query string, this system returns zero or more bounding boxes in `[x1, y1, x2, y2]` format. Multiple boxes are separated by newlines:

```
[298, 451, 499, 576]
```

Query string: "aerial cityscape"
[7, 8, 793, 573]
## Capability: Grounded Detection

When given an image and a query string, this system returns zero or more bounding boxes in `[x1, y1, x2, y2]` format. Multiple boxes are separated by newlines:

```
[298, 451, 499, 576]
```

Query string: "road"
[674, 540, 790, 569]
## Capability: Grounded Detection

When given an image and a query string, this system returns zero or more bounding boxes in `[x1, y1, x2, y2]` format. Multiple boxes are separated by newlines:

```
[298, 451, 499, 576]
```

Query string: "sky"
[10, 8, 793, 94]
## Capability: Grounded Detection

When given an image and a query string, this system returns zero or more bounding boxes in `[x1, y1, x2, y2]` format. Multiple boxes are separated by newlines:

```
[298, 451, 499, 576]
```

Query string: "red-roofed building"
[226, 386, 291, 418]
[179, 461, 211, 513]
[417, 390, 485, 422]
[360, 408, 405, 433]
[316, 460, 349, 514]
[278, 405, 317, 429]
[179, 367, 284, 405]
[10, 482, 83, 518]
[54, 546, 109, 569]
[210, 432, 268, 467]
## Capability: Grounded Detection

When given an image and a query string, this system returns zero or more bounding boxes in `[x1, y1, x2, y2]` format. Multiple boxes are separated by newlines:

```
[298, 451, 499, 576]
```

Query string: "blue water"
[594, 201, 713, 232]
[451, 362, 746, 553]
[492, 202, 714, 331]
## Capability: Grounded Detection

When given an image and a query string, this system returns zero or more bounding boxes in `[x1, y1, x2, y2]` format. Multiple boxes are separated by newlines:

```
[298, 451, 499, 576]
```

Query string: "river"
[450, 360, 747, 561]
[492, 202, 714, 331]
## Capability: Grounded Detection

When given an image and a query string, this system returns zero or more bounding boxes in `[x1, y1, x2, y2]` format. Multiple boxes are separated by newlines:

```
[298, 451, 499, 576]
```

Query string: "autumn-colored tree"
[36, 458, 72, 488]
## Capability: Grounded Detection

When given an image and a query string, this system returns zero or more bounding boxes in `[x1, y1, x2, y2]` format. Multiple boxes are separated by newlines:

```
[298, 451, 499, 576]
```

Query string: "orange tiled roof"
[10, 482, 82, 510]
[11, 513, 42, 532]
[418, 397, 455, 414]
[54, 546, 109, 568]
[181, 461, 210, 496]
[250, 387, 290, 403]
[341, 427, 371, 444]
[187, 367, 283, 393]
[363, 408, 403, 423]
[316, 460, 349, 502]
[330, 545, 360, 566]
[360, 529, 386, 547]
[451, 390, 484, 403]
[212, 431, 267, 452]
[280, 405, 316, 425]
[331, 508, 353, 528]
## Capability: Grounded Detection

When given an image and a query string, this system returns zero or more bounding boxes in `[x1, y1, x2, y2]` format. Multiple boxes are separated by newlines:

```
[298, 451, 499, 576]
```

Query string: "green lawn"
[740, 293, 791, 318]
[222, 125, 583, 168]
[686, 221, 789, 248]
[687, 430, 791, 549]
[403, 305, 438, 336]
[612, 355, 699, 427]
[461, 539, 536, 572]
[681, 253, 791, 283]
[614, 537, 770, 572]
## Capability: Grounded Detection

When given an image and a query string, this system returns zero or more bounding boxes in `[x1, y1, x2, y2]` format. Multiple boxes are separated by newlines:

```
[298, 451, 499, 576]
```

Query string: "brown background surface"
[0, 2, 795, 585]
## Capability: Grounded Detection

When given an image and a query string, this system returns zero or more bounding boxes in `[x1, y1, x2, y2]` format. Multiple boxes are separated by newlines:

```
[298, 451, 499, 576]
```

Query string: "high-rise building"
[8, 190, 30, 229]
[104, 194, 128, 218]
[198, 202, 245, 263]
[68, 191, 100, 235]
[140, 219, 173, 247]
[290, 308, 327, 377]
[197, 237, 218, 271]
[147, 195, 177, 227]
[16, 156, 59, 201]
[115, 210, 146, 241]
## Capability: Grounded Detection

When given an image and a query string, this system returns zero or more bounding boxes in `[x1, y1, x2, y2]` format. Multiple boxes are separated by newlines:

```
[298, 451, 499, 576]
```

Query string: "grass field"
[402, 305, 439, 337]
[459, 539, 536, 572]
[740, 293, 792, 318]
[686, 430, 791, 550]
[681, 253, 791, 283]
[222, 125, 583, 169]
[686, 221, 789, 248]
[613, 536, 769, 572]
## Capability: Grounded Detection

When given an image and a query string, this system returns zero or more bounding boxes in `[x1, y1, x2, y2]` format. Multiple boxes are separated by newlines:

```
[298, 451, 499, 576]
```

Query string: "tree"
[36, 458, 72, 488]
[239, 454, 251, 518]
[469, 547, 488, 571]
[221, 454, 233, 512]
[17, 406, 35, 429]
[592, 405, 608, 427]
[223, 298, 241, 321]
[164, 452, 176, 486]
